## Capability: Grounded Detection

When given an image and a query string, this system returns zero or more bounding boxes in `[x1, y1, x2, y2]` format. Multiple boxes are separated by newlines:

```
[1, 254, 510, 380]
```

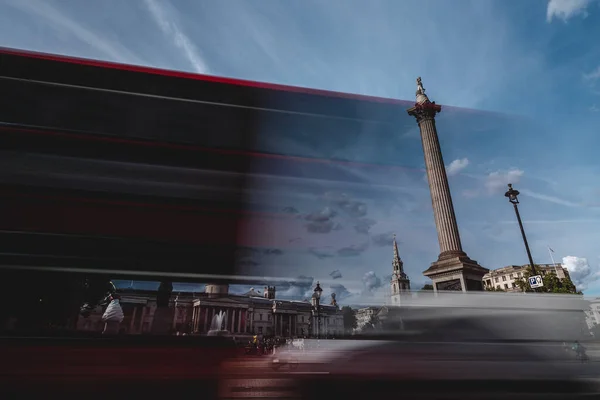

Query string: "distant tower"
[330, 293, 338, 308]
[264, 286, 276, 300]
[407, 77, 489, 291]
[205, 283, 229, 298]
[390, 234, 410, 305]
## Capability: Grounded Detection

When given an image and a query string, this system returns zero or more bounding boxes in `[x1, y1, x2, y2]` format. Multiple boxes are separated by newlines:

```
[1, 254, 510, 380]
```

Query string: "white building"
[354, 307, 379, 332]
[483, 264, 570, 292]
[585, 298, 600, 331]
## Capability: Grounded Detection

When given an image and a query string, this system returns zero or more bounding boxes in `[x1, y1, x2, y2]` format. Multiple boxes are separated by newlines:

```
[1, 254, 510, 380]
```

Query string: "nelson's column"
[407, 77, 489, 292]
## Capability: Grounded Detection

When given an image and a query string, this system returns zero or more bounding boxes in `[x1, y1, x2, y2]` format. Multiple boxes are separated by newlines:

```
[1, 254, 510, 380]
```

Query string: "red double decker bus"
[0, 47, 413, 281]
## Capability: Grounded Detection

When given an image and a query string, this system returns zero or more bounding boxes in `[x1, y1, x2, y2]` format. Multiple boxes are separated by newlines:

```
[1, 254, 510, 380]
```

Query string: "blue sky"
[1, 0, 600, 301]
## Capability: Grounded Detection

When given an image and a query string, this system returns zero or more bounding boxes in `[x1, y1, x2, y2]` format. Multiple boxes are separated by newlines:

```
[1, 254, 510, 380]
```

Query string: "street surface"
[219, 345, 600, 399]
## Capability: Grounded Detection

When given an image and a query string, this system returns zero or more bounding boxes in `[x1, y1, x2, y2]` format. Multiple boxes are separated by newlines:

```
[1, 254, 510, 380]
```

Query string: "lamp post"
[504, 184, 539, 279]
[313, 282, 323, 339]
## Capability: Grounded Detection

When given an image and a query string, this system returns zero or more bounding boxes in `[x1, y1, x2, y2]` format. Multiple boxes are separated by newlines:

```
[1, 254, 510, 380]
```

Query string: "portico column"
[129, 306, 137, 333]
[237, 309, 242, 333]
[279, 315, 283, 336]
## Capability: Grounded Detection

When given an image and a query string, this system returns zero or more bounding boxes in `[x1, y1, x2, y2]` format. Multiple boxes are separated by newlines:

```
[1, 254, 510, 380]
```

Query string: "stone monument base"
[150, 307, 175, 335]
[423, 254, 489, 292]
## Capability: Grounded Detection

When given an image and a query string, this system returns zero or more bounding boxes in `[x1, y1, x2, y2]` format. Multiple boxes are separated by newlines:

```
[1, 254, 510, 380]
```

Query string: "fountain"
[207, 310, 229, 336]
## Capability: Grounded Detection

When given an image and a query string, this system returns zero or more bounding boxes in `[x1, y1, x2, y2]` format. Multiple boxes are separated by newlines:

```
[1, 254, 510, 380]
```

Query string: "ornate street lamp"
[312, 282, 323, 339]
[505, 184, 539, 279]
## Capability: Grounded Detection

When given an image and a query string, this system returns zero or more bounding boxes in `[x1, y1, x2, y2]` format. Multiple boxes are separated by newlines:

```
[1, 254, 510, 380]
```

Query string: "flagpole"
[548, 246, 559, 275]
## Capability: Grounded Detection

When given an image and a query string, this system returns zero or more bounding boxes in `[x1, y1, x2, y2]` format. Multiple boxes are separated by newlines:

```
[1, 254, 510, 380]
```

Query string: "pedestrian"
[101, 293, 124, 335]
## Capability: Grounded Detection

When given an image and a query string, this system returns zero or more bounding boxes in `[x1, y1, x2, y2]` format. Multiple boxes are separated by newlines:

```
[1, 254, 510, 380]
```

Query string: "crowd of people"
[244, 335, 303, 355]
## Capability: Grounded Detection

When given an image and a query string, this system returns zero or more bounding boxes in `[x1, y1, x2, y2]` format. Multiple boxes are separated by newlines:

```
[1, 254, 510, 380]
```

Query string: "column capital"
[407, 101, 442, 123]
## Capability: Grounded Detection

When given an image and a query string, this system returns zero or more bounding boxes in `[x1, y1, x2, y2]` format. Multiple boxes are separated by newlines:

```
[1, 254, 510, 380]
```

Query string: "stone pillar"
[237, 309, 242, 333]
[419, 117, 464, 258]
[197, 306, 202, 332]
[203, 307, 209, 332]
[151, 307, 175, 335]
[407, 77, 489, 292]
[233, 309, 237, 332]
[129, 306, 137, 333]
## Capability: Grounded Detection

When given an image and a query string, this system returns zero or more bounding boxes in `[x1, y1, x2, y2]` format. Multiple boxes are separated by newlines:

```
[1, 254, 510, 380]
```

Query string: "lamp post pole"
[313, 282, 323, 339]
[505, 184, 539, 284]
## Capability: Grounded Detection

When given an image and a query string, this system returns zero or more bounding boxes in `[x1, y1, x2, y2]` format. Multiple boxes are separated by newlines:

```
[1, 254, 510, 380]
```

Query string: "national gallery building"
[77, 283, 343, 338]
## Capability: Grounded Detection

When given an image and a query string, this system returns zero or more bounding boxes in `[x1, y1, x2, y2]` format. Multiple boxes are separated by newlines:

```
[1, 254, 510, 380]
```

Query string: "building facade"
[354, 307, 380, 332]
[483, 264, 570, 292]
[583, 298, 600, 332]
[77, 283, 344, 338]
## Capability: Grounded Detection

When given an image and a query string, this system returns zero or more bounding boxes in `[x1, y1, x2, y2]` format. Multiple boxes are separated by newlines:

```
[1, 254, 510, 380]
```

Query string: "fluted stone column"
[407, 77, 488, 292]
[415, 109, 465, 259]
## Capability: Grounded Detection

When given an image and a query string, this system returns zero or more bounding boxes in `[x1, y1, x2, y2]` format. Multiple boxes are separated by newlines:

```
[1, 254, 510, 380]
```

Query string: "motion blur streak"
[220, 292, 599, 399]
[0, 264, 347, 287]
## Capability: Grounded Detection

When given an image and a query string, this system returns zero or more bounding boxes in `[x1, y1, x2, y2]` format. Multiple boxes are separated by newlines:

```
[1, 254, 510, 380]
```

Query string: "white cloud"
[446, 158, 470, 176]
[485, 169, 524, 195]
[584, 66, 600, 91]
[590, 104, 600, 113]
[562, 255, 600, 291]
[546, 0, 593, 22]
[584, 66, 600, 81]
[142, 0, 209, 74]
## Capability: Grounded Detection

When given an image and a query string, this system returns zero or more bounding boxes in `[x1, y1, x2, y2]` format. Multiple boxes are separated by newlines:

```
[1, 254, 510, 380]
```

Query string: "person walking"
[101, 293, 124, 335]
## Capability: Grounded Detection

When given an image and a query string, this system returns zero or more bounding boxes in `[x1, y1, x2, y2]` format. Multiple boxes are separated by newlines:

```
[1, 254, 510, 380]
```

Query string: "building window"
[496, 285, 501, 290]
[495, 277, 499, 283]
[259, 314, 263, 321]
[502, 276, 507, 282]
[258, 327, 263, 334]
[509, 274, 514, 279]
[268, 314, 271, 321]
[504, 284, 508, 289]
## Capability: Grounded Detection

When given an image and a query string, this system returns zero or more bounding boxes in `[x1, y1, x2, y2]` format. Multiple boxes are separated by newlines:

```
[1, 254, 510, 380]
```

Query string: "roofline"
[0, 47, 412, 107]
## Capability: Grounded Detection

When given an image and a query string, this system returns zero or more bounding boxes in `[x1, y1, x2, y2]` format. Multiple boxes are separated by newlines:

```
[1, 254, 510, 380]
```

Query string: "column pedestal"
[424, 254, 488, 292]
[151, 307, 175, 335]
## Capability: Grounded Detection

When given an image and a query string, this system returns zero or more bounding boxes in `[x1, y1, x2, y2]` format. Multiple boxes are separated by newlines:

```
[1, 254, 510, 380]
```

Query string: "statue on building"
[416, 76, 425, 94]
[264, 286, 276, 300]
[330, 293, 338, 308]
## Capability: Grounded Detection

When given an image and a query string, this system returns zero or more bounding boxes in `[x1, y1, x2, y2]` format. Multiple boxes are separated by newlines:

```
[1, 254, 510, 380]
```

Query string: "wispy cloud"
[463, 168, 524, 198]
[546, 0, 593, 22]
[485, 169, 524, 194]
[142, 0, 209, 74]
[446, 158, 469, 177]
[498, 218, 600, 225]
[584, 66, 600, 81]
[5, 0, 143, 64]
[584, 66, 600, 92]
[519, 189, 583, 208]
